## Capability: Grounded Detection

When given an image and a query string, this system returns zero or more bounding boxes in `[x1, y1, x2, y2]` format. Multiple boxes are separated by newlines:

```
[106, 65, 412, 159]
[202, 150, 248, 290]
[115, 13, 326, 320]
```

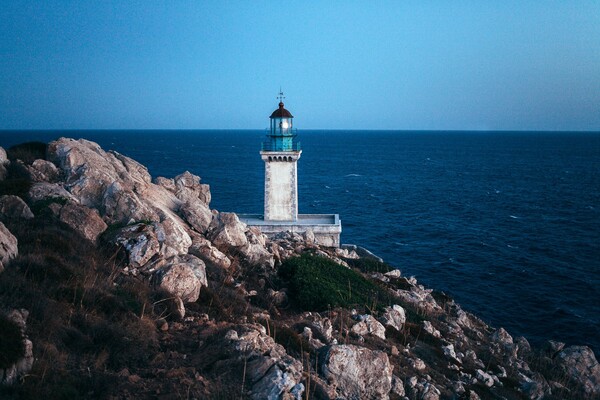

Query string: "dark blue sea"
[2, 130, 599, 352]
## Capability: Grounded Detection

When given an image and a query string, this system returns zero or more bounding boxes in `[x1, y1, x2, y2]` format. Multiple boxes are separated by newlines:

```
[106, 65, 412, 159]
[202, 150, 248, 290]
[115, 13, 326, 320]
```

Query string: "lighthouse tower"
[261, 92, 301, 221]
[238, 92, 341, 248]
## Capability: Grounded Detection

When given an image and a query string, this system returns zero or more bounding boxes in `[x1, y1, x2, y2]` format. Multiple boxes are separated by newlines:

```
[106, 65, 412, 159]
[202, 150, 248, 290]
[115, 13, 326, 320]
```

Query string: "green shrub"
[0, 313, 26, 369]
[346, 257, 395, 274]
[279, 254, 391, 311]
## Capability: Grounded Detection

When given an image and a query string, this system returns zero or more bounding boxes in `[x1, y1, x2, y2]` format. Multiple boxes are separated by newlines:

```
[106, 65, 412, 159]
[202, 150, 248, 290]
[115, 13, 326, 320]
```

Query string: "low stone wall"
[238, 214, 341, 248]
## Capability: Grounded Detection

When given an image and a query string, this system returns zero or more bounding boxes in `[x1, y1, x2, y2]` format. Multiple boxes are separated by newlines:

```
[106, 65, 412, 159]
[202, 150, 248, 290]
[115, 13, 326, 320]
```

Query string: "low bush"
[346, 257, 395, 274]
[279, 254, 392, 311]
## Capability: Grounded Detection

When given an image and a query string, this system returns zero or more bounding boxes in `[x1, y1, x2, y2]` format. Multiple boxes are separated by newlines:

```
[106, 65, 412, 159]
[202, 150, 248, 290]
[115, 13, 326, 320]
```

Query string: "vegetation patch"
[346, 257, 395, 274]
[0, 314, 26, 369]
[279, 254, 392, 311]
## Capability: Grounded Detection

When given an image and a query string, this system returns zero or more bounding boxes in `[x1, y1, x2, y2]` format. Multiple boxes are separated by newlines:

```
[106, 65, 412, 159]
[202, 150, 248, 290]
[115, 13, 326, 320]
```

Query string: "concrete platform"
[238, 213, 342, 247]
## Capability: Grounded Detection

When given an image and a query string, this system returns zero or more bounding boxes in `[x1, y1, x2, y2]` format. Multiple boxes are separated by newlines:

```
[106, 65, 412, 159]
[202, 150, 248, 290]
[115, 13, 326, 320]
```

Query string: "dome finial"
[277, 87, 285, 107]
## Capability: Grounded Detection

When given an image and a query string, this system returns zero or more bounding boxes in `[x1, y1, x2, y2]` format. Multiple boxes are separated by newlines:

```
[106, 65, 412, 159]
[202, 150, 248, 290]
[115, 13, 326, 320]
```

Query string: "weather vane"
[277, 87, 285, 102]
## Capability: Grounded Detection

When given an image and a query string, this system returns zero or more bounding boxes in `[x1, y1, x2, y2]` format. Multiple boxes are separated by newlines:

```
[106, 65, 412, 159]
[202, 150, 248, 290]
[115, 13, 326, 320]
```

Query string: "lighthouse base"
[238, 214, 341, 248]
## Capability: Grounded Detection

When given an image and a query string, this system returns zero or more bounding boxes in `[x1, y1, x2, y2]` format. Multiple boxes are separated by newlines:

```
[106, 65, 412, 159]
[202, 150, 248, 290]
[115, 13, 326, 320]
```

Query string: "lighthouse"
[261, 92, 301, 221]
[239, 92, 342, 247]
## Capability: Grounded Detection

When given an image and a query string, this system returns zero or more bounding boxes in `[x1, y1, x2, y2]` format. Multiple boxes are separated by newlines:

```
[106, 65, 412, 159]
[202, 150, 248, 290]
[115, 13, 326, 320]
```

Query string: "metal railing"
[261, 139, 301, 152]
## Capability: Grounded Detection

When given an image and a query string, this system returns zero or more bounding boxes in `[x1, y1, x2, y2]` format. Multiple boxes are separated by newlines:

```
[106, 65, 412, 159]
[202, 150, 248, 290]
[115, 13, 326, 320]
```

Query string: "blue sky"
[1, 1, 599, 130]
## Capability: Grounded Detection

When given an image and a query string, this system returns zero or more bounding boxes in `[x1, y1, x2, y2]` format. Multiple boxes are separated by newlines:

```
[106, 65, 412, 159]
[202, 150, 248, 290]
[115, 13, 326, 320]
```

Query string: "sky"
[1, 1, 599, 131]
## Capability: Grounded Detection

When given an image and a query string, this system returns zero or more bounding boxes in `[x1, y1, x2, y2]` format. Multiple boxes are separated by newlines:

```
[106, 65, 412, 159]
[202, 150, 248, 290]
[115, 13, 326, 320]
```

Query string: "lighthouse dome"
[270, 102, 294, 118]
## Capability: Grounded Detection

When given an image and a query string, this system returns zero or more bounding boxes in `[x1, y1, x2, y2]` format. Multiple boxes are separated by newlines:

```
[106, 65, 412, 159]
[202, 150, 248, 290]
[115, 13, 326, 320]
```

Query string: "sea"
[1, 130, 599, 352]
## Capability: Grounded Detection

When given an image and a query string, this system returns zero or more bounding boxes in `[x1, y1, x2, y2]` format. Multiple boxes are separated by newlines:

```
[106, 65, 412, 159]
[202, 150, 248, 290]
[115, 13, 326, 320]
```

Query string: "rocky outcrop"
[58, 202, 107, 242]
[0, 309, 34, 385]
[0, 147, 8, 181]
[154, 255, 208, 303]
[351, 314, 386, 340]
[379, 304, 406, 331]
[0, 222, 18, 273]
[319, 344, 393, 400]
[555, 345, 600, 396]
[0, 195, 34, 221]
[225, 325, 304, 400]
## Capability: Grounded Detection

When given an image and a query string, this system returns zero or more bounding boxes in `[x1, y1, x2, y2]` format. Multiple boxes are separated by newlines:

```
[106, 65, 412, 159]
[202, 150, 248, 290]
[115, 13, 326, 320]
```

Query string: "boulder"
[207, 212, 248, 250]
[423, 320, 441, 338]
[319, 344, 393, 399]
[114, 223, 161, 268]
[0, 222, 18, 273]
[25, 159, 59, 182]
[0, 147, 8, 181]
[379, 304, 406, 331]
[28, 182, 78, 203]
[0, 195, 34, 221]
[154, 261, 203, 303]
[225, 325, 304, 400]
[351, 315, 386, 340]
[555, 346, 600, 396]
[180, 201, 212, 234]
[153, 218, 192, 257]
[240, 228, 274, 267]
[59, 202, 107, 242]
[188, 234, 231, 270]
[0, 309, 34, 385]
[0, 147, 7, 165]
[173, 171, 211, 205]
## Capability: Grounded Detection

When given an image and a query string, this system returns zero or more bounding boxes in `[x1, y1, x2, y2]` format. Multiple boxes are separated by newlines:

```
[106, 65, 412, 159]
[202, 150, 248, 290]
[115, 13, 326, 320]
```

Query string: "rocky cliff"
[0, 138, 598, 399]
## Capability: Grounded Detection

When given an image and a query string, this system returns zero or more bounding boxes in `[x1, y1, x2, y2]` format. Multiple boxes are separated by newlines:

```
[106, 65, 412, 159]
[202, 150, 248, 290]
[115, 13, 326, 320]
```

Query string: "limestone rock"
[0, 222, 18, 273]
[379, 304, 406, 331]
[423, 320, 441, 338]
[188, 234, 231, 270]
[240, 227, 274, 267]
[351, 314, 386, 340]
[114, 223, 160, 268]
[153, 218, 192, 257]
[173, 171, 211, 205]
[0, 309, 34, 385]
[59, 202, 107, 242]
[0, 147, 7, 165]
[154, 261, 203, 303]
[180, 201, 212, 234]
[555, 345, 600, 396]
[28, 182, 78, 203]
[0, 195, 34, 221]
[491, 327, 514, 348]
[26, 159, 59, 182]
[476, 369, 494, 387]
[319, 344, 393, 400]
[207, 212, 248, 250]
[225, 326, 303, 400]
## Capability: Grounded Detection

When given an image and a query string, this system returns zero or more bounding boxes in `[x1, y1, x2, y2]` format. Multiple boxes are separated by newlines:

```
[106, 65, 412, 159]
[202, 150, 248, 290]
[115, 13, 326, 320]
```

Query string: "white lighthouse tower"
[239, 92, 342, 247]
[261, 92, 301, 221]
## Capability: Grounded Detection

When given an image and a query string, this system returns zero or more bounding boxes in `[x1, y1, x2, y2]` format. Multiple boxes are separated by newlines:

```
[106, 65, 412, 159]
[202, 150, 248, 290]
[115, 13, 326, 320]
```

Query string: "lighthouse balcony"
[261, 139, 301, 152]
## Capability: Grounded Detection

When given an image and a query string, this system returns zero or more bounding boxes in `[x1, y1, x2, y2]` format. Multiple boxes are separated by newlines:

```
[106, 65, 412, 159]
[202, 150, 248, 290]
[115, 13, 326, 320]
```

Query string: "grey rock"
[174, 171, 211, 205]
[379, 304, 406, 331]
[0, 222, 18, 273]
[28, 182, 78, 203]
[114, 223, 160, 268]
[319, 344, 393, 400]
[0, 309, 34, 385]
[59, 202, 107, 242]
[155, 261, 203, 303]
[188, 234, 231, 270]
[556, 345, 600, 396]
[351, 314, 386, 340]
[26, 159, 59, 182]
[0, 195, 34, 221]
